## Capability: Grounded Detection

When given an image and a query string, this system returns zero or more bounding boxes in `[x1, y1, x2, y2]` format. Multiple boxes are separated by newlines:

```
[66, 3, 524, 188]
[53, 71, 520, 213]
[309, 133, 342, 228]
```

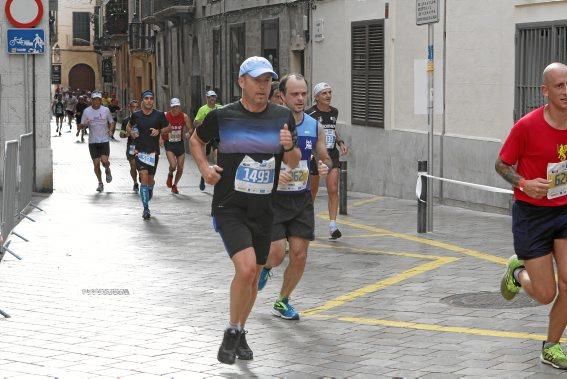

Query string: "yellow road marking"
[350, 196, 384, 207]
[303, 256, 458, 316]
[337, 218, 507, 265]
[332, 316, 563, 342]
[309, 196, 532, 341]
[311, 242, 449, 260]
[317, 211, 506, 265]
[317, 194, 506, 265]
[318, 233, 390, 239]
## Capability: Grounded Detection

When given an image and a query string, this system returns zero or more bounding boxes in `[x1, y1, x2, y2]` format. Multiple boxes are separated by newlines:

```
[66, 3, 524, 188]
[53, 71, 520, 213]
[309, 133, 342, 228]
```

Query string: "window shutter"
[352, 20, 384, 127]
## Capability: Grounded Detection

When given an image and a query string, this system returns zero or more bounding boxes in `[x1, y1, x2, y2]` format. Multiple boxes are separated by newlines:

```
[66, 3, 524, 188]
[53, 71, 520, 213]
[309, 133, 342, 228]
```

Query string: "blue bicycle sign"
[7, 29, 45, 54]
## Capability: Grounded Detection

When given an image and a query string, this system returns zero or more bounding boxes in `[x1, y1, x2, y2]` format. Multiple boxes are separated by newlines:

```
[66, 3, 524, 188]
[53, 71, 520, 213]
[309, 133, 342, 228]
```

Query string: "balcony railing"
[105, 0, 129, 36]
[141, 0, 194, 23]
[154, 0, 194, 13]
[106, 13, 129, 36]
[129, 22, 154, 54]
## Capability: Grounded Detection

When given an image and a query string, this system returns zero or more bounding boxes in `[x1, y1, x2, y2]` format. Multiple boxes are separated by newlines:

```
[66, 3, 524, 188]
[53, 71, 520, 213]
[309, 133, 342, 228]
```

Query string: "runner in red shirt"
[496, 62, 567, 369]
[163, 98, 192, 194]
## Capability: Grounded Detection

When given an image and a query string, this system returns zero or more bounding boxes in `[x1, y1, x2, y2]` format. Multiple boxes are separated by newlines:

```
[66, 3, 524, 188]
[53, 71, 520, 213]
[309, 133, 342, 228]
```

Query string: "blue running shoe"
[272, 297, 300, 320]
[258, 268, 272, 291]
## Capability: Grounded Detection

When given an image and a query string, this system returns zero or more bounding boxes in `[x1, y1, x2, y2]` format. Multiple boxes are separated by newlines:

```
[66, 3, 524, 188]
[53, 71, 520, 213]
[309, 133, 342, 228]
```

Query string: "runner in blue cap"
[190, 56, 300, 364]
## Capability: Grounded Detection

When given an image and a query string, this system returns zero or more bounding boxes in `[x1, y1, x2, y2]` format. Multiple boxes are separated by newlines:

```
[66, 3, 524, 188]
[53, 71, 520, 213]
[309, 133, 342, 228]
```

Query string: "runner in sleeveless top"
[78, 91, 115, 192]
[190, 56, 300, 365]
[120, 100, 140, 192]
[306, 83, 349, 240]
[52, 94, 65, 136]
[497, 62, 567, 369]
[65, 93, 77, 132]
[127, 90, 171, 220]
[163, 98, 192, 194]
[257, 74, 332, 321]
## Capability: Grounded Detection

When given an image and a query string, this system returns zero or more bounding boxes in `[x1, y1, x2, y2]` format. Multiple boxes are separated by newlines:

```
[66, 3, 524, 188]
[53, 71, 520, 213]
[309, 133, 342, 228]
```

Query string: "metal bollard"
[417, 160, 427, 233]
[339, 161, 348, 215]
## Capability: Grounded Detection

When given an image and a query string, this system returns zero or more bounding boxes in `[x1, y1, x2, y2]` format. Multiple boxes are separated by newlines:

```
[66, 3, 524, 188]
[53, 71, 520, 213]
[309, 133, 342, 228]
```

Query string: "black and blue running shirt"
[129, 109, 169, 155]
[196, 101, 297, 212]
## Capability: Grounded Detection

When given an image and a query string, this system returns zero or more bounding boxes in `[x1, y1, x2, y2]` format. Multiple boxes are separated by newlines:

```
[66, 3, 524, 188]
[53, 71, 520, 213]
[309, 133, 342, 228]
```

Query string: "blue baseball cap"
[239, 56, 278, 79]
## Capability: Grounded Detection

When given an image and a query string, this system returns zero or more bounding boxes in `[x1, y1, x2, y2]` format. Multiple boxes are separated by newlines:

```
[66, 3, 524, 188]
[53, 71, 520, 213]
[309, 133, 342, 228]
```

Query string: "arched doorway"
[68, 64, 95, 91]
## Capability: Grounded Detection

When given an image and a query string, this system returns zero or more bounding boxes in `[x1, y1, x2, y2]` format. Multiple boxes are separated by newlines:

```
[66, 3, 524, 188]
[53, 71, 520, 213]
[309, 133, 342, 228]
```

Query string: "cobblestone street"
[0, 121, 564, 378]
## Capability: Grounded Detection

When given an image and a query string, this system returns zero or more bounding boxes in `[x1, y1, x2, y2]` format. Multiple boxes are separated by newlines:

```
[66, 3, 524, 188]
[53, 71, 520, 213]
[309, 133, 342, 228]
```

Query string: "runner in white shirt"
[79, 92, 115, 192]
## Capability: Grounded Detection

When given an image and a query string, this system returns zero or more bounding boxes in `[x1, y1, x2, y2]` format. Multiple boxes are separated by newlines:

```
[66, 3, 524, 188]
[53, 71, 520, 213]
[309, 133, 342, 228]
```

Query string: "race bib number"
[137, 152, 156, 167]
[325, 128, 336, 149]
[234, 155, 275, 194]
[547, 160, 567, 199]
[278, 160, 309, 192]
[128, 144, 136, 156]
[169, 130, 182, 142]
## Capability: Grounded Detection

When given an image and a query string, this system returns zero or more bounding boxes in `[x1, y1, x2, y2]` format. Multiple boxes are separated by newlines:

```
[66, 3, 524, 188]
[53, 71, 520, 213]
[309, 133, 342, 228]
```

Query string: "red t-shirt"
[500, 106, 567, 206]
[163, 112, 185, 142]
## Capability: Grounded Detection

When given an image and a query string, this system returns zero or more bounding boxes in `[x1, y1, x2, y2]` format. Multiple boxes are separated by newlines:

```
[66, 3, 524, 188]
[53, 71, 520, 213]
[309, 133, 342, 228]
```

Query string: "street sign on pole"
[7, 28, 45, 54]
[417, 0, 438, 231]
[416, 0, 439, 25]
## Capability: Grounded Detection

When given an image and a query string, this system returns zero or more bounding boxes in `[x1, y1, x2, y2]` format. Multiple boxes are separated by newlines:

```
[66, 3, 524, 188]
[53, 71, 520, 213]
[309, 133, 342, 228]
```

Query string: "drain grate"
[441, 291, 541, 309]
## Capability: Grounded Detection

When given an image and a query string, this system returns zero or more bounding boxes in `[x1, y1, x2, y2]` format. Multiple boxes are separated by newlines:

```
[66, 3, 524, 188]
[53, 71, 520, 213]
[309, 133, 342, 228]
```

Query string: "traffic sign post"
[416, 0, 439, 232]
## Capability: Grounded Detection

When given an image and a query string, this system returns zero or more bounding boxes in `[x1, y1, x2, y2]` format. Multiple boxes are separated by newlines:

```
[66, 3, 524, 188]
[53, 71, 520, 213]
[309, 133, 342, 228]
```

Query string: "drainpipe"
[32, 55, 37, 191]
[439, 0, 447, 203]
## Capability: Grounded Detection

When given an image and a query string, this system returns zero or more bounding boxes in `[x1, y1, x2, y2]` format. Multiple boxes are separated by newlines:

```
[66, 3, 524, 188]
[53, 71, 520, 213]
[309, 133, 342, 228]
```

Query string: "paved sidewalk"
[0, 120, 564, 378]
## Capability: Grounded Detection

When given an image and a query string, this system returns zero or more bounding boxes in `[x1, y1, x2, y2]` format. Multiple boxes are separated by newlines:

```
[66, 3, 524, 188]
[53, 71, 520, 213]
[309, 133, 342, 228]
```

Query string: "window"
[230, 23, 246, 102]
[262, 19, 279, 75]
[351, 20, 384, 127]
[213, 27, 222, 96]
[515, 22, 567, 120]
[163, 33, 169, 85]
[73, 12, 91, 46]
[157, 41, 161, 66]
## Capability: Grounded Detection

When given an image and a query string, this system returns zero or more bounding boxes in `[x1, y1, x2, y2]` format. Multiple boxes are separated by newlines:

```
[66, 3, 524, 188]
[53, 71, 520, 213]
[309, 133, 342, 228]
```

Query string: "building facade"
[1, 0, 53, 191]
[51, 0, 101, 92]
[311, 0, 567, 210]
[93, 0, 156, 109]
[142, 0, 311, 114]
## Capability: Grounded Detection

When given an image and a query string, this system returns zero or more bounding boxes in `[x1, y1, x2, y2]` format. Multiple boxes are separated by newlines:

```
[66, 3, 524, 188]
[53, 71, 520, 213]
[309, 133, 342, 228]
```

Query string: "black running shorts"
[136, 154, 160, 176]
[271, 191, 315, 242]
[164, 141, 185, 157]
[312, 148, 340, 175]
[328, 148, 340, 172]
[212, 207, 274, 265]
[512, 201, 567, 260]
[88, 142, 110, 160]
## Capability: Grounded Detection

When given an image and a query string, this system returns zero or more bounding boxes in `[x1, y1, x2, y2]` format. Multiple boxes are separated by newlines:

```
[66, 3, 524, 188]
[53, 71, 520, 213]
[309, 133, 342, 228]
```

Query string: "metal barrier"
[18, 132, 42, 219]
[1, 140, 20, 254]
[416, 160, 514, 233]
[1, 133, 44, 318]
[1, 140, 20, 319]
